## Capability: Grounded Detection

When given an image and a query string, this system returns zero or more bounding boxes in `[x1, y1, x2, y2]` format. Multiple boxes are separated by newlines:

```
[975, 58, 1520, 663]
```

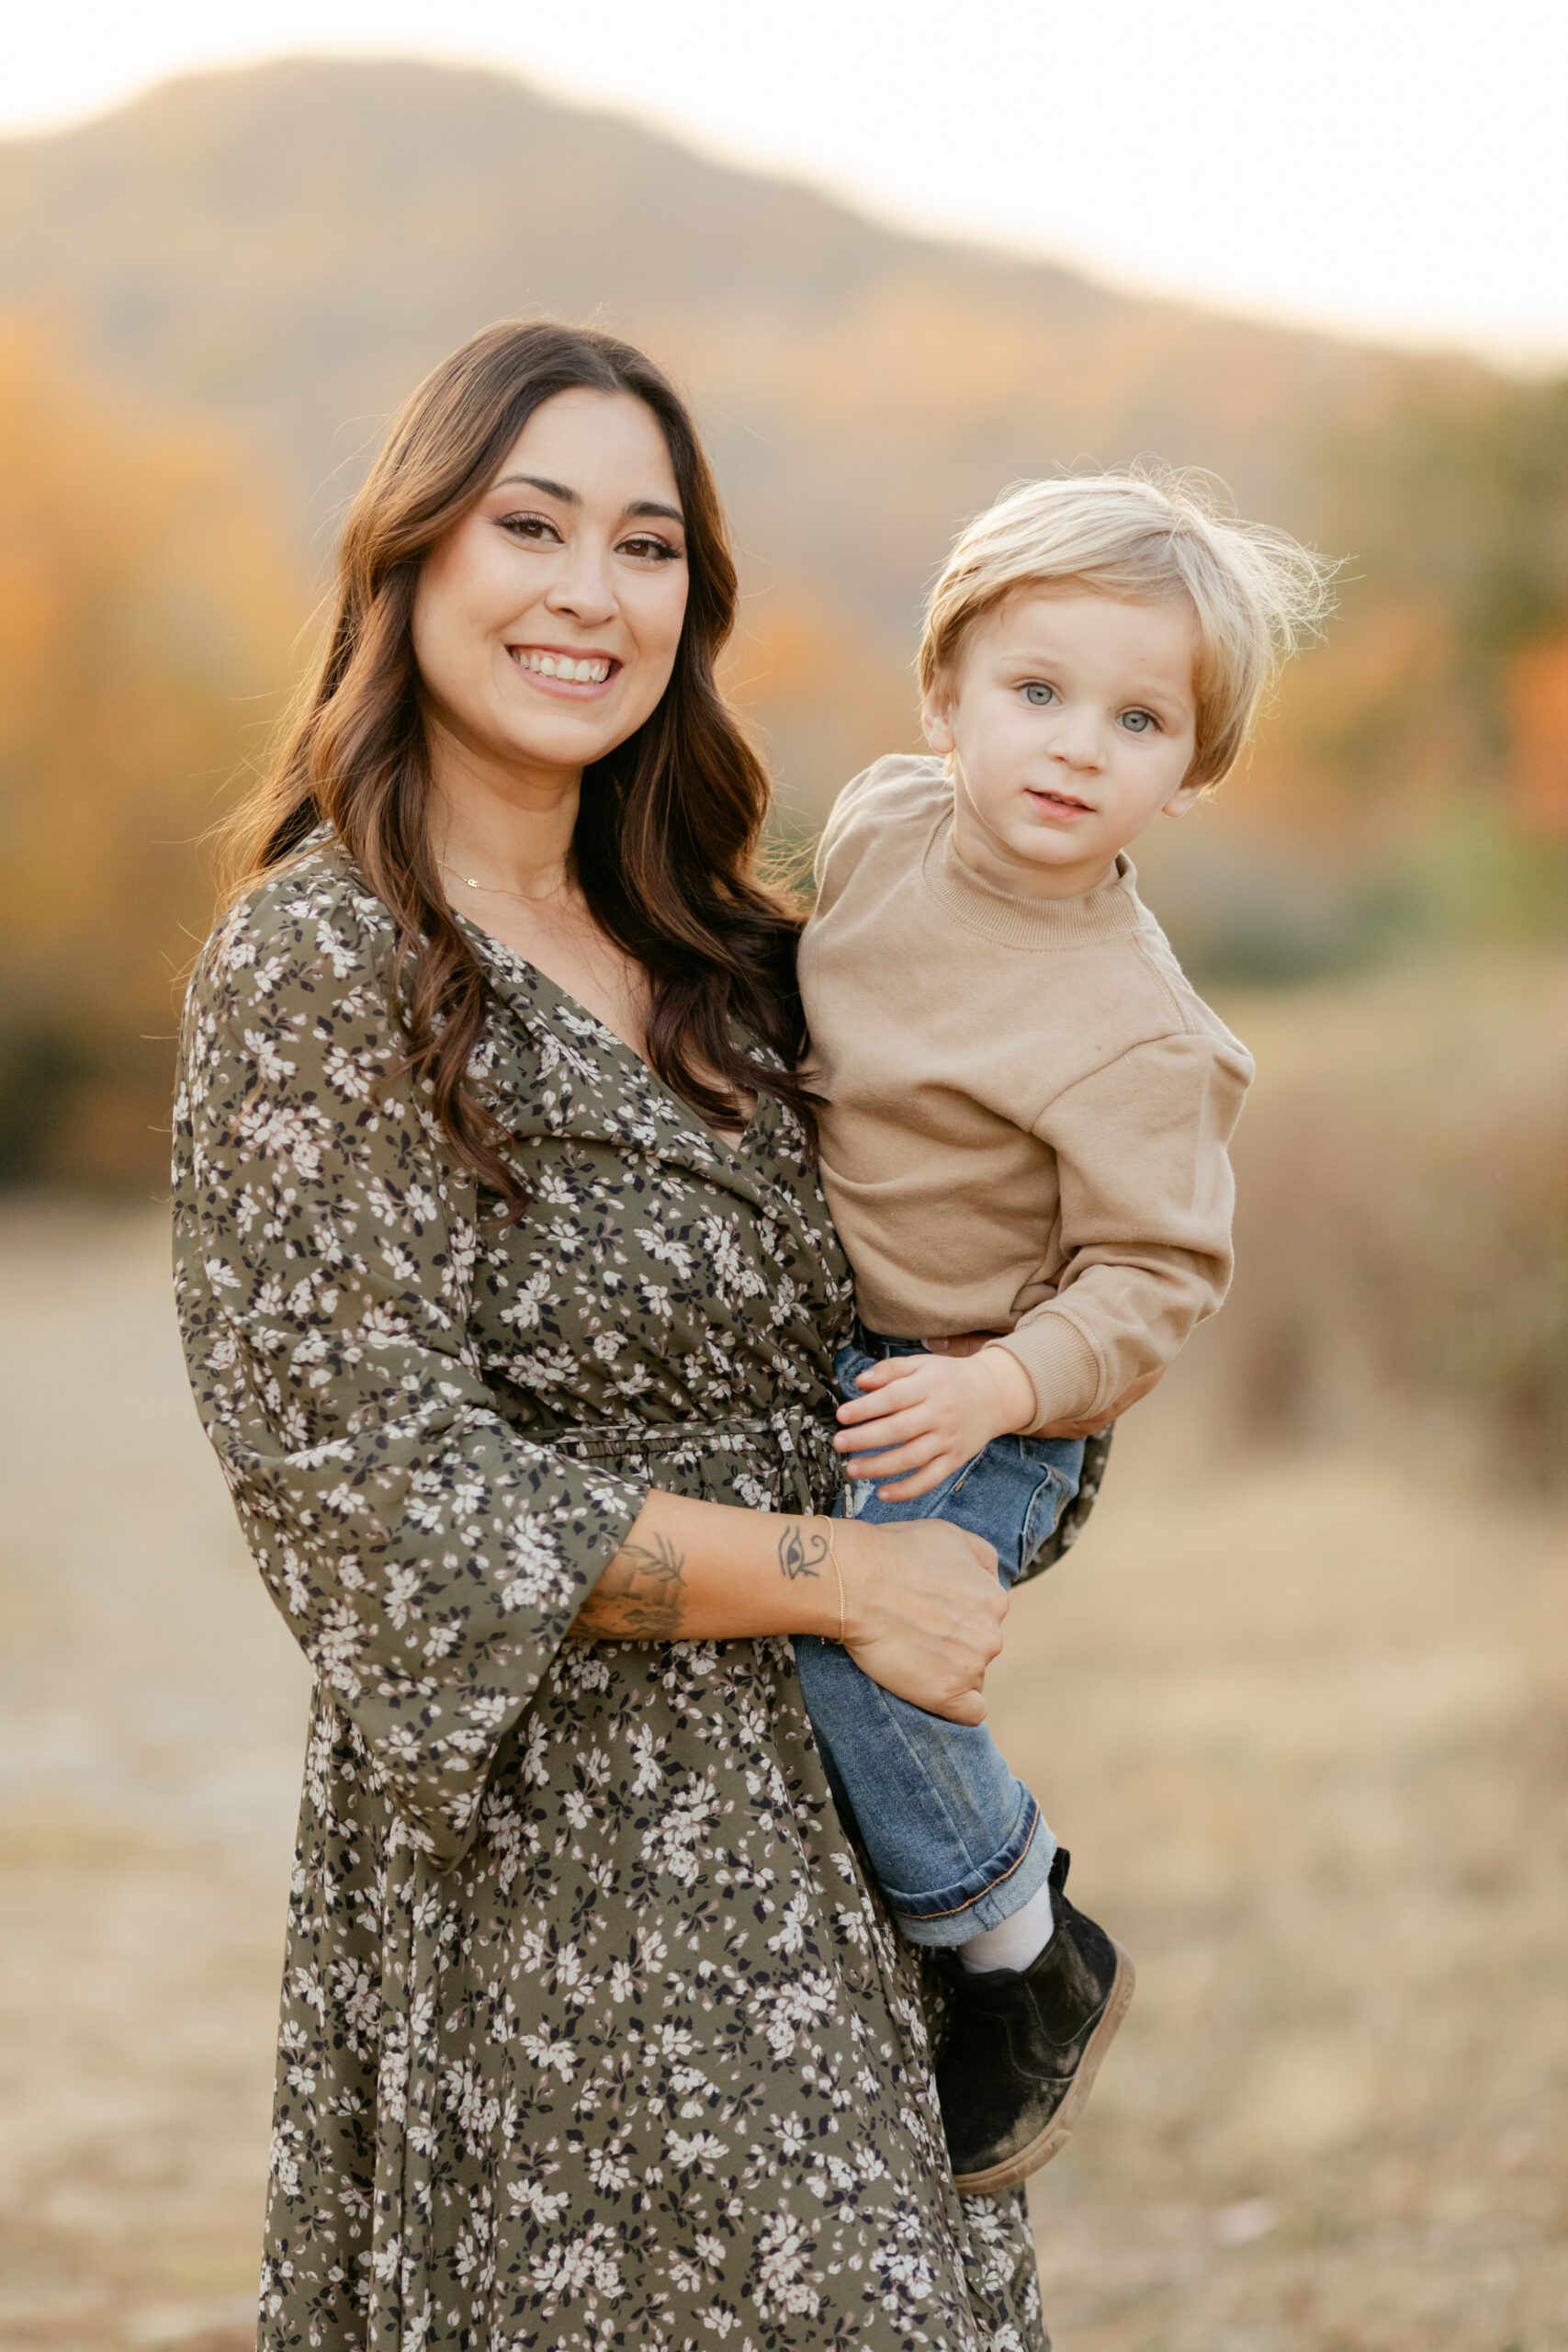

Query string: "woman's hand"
[568, 1492, 1003, 1722]
[833, 1346, 1037, 1500]
[834, 1514, 1007, 1724]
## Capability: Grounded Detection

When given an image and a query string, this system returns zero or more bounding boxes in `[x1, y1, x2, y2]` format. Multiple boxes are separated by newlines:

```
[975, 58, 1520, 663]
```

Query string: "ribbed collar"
[922, 799, 1145, 949]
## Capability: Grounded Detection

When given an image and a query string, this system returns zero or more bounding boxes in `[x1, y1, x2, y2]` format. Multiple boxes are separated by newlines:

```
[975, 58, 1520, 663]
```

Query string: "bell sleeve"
[172, 884, 649, 1869]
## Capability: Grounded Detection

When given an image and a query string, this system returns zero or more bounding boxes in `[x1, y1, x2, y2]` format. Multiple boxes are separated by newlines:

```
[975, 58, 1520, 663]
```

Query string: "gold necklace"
[438, 857, 570, 908]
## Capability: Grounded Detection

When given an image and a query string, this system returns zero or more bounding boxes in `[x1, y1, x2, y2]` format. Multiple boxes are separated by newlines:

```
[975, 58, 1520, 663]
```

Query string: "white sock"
[957, 1873, 1057, 1974]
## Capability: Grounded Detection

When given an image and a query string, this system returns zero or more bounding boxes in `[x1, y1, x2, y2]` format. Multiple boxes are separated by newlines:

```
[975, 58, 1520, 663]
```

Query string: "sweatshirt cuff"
[985, 1316, 1101, 1433]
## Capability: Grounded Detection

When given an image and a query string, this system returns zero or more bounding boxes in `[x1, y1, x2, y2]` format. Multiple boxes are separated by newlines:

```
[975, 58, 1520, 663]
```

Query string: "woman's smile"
[506, 640, 618, 691]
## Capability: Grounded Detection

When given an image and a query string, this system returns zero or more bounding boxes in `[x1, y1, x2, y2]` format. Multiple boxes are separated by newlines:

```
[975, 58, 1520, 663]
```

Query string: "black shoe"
[937, 1848, 1134, 2192]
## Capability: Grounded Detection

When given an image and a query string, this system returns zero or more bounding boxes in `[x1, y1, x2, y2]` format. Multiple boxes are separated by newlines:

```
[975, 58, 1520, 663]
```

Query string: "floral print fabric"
[172, 841, 1046, 2352]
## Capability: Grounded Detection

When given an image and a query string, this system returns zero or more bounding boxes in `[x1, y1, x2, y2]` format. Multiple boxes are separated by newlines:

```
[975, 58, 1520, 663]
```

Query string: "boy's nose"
[1051, 721, 1106, 772]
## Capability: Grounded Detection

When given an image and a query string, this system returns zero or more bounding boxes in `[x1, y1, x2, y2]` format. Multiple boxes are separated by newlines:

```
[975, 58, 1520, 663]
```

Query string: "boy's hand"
[834, 1346, 1037, 1501]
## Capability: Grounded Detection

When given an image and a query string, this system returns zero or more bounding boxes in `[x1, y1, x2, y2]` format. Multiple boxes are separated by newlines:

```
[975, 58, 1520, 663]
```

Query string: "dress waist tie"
[535, 1402, 840, 1519]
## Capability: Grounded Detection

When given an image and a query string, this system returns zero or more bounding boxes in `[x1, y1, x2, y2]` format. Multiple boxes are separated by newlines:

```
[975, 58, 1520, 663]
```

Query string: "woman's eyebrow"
[492, 473, 683, 528]
[494, 471, 579, 503]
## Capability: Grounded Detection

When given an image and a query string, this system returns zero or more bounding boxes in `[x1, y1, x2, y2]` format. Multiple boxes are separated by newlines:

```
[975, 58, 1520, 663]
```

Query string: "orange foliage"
[718, 582, 918, 831]
[0, 319, 300, 1181]
[1505, 635, 1568, 836]
[1237, 594, 1471, 851]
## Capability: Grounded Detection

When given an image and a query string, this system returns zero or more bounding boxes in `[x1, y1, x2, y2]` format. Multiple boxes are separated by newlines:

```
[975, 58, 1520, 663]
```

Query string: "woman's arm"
[572, 1492, 1007, 1726]
[175, 882, 652, 1870]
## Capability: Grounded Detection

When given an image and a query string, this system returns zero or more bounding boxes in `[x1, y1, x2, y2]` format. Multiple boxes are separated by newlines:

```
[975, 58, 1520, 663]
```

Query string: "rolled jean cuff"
[883, 1787, 1059, 1949]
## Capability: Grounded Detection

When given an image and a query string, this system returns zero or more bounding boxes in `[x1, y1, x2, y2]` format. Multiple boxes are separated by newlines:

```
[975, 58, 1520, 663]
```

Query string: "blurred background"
[1, 7, 1564, 2349]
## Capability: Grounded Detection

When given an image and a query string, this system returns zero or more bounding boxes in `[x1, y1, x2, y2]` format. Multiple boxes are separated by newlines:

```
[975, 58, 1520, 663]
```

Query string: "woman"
[175, 321, 1048, 2349]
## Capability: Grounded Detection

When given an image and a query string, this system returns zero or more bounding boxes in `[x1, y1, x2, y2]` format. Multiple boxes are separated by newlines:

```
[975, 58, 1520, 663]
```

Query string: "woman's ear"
[920, 686, 956, 756]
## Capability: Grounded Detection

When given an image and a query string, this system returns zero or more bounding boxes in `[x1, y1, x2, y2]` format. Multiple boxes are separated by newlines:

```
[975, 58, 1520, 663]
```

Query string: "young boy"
[795, 469, 1330, 2191]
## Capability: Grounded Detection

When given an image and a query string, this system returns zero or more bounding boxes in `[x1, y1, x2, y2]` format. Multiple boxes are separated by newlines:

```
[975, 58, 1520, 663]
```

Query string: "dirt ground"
[1, 1203, 1564, 2352]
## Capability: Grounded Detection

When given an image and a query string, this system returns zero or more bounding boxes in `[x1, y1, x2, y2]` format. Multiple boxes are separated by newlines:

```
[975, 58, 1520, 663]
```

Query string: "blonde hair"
[919, 469, 1337, 788]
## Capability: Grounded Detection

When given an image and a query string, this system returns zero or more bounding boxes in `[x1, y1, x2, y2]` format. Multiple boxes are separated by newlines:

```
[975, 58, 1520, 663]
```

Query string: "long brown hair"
[220, 320, 814, 1204]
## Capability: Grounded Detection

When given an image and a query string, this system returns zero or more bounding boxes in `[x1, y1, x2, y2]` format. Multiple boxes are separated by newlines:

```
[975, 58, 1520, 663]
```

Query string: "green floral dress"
[173, 840, 1049, 2352]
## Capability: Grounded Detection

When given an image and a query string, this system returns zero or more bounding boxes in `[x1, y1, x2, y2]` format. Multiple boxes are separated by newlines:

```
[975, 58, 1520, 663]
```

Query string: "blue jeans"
[795, 1330, 1085, 1949]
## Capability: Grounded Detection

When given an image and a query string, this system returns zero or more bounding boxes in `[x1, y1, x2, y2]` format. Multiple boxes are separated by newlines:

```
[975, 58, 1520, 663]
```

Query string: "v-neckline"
[457, 907, 758, 1159]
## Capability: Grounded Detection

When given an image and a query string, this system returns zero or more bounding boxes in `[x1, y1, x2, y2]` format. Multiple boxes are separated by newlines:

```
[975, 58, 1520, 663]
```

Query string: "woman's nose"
[543, 537, 616, 624]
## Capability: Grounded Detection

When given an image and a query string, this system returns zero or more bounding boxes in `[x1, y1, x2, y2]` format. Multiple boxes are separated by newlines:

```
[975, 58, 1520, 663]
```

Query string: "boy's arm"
[1027, 1360, 1166, 1438]
[833, 1339, 1165, 1501]
[989, 1027, 1252, 1432]
[834, 1027, 1249, 1496]
[931, 1333, 1168, 1434]
[833, 1343, 1038, 1500]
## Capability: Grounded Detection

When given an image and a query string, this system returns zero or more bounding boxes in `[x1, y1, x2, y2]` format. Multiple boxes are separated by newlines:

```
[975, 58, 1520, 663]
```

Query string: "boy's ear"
[920, 686, 956, 756]
[1162, 773, 1208, 820]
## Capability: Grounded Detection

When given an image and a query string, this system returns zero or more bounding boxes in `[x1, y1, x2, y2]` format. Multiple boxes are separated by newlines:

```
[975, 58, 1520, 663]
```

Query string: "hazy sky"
[11, 0, 1567, 366]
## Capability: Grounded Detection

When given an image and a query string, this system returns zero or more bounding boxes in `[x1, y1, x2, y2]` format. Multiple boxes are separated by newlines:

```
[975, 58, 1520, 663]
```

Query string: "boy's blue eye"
[1120, 710, 1155, 733]
[1021, 683, 1055, 707]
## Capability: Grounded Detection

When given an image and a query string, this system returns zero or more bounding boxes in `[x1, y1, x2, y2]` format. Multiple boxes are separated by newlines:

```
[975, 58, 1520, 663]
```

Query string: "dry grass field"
[1, 1194, 1564, 2352]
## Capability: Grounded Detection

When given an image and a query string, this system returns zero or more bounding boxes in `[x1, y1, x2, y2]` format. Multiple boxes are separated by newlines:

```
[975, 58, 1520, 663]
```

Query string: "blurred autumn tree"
[0, 321, 299, 1185]
[1132, 369, 1568, 981]
[0, 55, 1562, 1237]
[0, 57, 1559, 1473]
[1292, 368, 1568, 835]
[1, 57, 1563, 956]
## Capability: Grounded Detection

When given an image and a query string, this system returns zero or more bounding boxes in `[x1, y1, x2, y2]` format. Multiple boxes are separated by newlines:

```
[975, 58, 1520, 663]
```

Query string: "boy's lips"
[1026, 785, 1095, 816]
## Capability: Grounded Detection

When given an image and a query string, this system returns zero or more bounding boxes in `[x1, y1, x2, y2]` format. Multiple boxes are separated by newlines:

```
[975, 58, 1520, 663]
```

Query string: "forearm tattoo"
[570, 1518, 830, 1645]
[574, 1532, 688, 1640]
[776, 1522, 827, 1581]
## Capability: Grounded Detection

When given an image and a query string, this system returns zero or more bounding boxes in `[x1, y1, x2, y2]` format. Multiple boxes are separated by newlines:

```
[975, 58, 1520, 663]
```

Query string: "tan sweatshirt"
[798, 755, 1254, 1430]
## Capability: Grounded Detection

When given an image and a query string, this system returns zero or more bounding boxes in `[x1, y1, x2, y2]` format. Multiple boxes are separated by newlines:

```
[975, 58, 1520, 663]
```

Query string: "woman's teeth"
[514, 649, 612, 684]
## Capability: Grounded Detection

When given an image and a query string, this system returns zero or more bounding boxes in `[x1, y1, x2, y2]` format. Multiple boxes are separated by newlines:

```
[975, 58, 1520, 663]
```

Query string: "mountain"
[0, 57, 1476, 812]
[2, 55, 1561, 1193]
